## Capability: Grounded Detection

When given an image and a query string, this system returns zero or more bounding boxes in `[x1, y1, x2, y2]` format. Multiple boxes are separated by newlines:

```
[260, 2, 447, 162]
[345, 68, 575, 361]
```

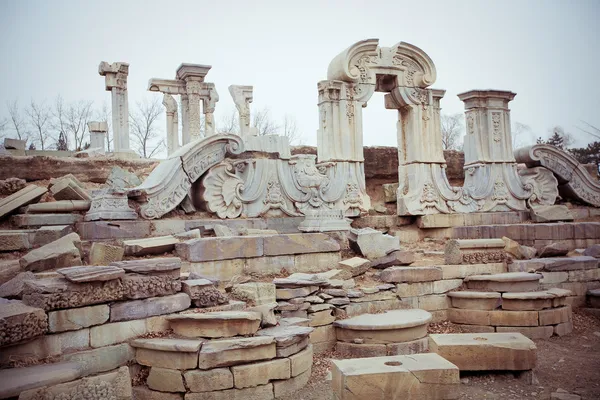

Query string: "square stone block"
[539, 306, 571, 326]
[231, 357, 290, 389]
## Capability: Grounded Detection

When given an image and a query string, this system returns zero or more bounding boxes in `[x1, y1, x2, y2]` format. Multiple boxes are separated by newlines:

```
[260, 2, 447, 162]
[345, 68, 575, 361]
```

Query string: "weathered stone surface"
[0, 178, 27, 196]
[263, 233, 340, 255]
[0, 299, 48, 346]
[447, 308, 492, 325]
[386, 337, 429, 355]
[247, 302, 278, 327]
[90, 319, 147, 347]
[57, 265, 125, 283]
[348, 228, 400, 259]
[382, 183, 399, 203]
[530, 205, 574, 223]
[121, 273, 181, 300]
[276, 286, 319, 300]
[230, 282, 276, 306]
[428, 332, 537, 371]
[396, 281, 433, 297]
[131, 337, 203, 352]
[184, 383, 274, 400]
[336, 342, 387, 358]
[0, 362, 82, 399]
[32, 225, 73, 247]
[89, 242, 124, 265]
[370, 250, 415, 268]
[48, 304, 109, 333]
[465, 272, 542, 292]
[134, 347, 199, 370]
[496, 325, 553, 339]
[273, 367, 311, 398]
[132, 387, 183, 400]
[432, 279, 463, 294]
[50, 176, 90, 201]
[12, 213, 83, 227]
[106, 166, 142, 189]
[77, 220, 151, 240]
[22, 277, 124, 311]
[337, 257, 371, 279]
[19, 365, 131, 400]
[342, 298, 410, 318]
[0, 185, 47, 220]
[184, 368, 234, 392]
[147, 366, 185, 392]
[441, 262, 506, 279]
[256, 324, 314, 354]
[331, 353, 459, 400]
[124, 236, 180, 256]
[0, 231, 30, 251]
[448, 291, 502, 310]
[528, 256, 598, 272]
[503, 236, 537, 260]
[335, 310, 431, 344]
[554, 321, 574, 336]
[538, 242, 570, 258]
[176, 236, 263, 262]
[231, 357, 290, 388]
[110, 293, 191, 322]
[198, 336, 276, 369]
[583, 244, 600, 258]
[490, 310, 539, 326]
[539, 306, 571, 325]
[63, 343, 135, 376]
[111, 257, 182, 274]
[308, 309, 336, 327]
[167, 311, 262, 338]
[19, 232, 82, 272]
[0, 271, 35, 298]
[379, 266, 443, 283]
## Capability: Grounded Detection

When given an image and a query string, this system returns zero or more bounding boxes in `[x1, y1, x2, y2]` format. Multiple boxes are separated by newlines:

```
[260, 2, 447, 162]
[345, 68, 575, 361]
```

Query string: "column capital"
[98, 61, 129, 91]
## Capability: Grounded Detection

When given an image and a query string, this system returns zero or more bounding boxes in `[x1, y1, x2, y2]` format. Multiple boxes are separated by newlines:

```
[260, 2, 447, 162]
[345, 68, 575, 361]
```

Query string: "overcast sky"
[1, 0, 598, 157]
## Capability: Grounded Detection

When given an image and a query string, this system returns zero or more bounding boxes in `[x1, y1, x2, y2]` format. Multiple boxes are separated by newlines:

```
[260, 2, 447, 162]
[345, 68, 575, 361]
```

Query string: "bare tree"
[96, 101, 112, 152]
[218, 108, 239, 134]
[512, 121, 534, 149]
[130, 97, 164, 158]
[65, 100, 94, 151]
[6, 99, 29, 142]
[440, 113, 463, 150]
[252, 107, 279, 136]
[26, 100, 52, 150]
[281, 114, 303, 145]
[0, 117, 8, 138]
[52, 96, 69, 149]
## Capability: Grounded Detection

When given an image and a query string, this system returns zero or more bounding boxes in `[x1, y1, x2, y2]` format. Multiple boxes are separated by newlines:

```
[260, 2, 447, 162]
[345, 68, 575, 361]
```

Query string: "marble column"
[181, 95, 190, 145]
[203, 83, 218, 136]
[162, 94, 179, 155]
[229, 85, 254, 137]
[176, 64, 212, 142]
[87, 121, 107, 154]
[98, 61, 131, 153]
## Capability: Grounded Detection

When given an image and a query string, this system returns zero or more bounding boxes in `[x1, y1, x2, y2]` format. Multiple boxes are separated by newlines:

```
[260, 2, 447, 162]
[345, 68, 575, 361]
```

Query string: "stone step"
[509, 256, 599, 272]
[447, 291, 502, 310]
[256, 325, 314, 357]
[0, 361, 82, 398]
[12, 213, 83, 227]
[464, 272, 542, 292]
[131, 337, 204, 370]
[447, 305, 572, 331]
[57, 265, 125, 283]
[501, 289, 571, 310]
[198, 336, 276, 370]
[379, 266, 443, 283]
[166, 311, 262, 338]
[331, 353, 459, 400]
[0, 185, 47, 219]
[110, 257, 182, 274]
[428, 332, 537, 371]
[334, 309, 432, 344]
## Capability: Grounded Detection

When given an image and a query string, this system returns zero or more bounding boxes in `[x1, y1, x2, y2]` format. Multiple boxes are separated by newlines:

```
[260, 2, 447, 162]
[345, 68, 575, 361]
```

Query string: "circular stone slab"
[448, 291, 501, 299]
[502, 291, 555, 300]
[447, 291, 501, 310]
[166, 311, 262, 338]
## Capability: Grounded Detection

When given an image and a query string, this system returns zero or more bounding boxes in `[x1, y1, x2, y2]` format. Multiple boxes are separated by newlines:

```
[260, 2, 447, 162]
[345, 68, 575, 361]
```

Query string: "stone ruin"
[0, 38, 599, 399]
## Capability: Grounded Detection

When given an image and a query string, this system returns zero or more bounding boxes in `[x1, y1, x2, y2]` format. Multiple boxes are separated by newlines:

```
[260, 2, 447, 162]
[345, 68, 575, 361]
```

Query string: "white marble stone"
[98, 61, 131, 154]
[87, 121, 107, 154]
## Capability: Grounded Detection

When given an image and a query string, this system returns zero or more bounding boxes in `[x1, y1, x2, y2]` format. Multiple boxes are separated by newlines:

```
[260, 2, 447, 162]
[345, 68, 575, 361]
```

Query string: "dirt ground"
[279, 310, 600, 400]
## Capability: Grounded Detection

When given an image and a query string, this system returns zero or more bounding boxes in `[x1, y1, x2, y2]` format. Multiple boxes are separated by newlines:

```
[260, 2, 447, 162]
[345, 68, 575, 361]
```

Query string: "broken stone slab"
[49, 176, 91, 201]
[84, 188, 138, 221]
[0, 299, 48, 346]
[22, 200, 91, 213]
[334, 309, 432, 344]
[12, 213, 83, 227]
[502, 236, 537, 260]
[131, 338, 203, 370]
[121, 273, 181, 300]
[62, 342, 135, 376]
[57, 265, 125, 283]
[175, 236, 264, 262]
[191, 287, 229, 308]
[447, 291, 502, 310]
[0, 259, 21, 285]
[32, 225, 73, 247]
[89, 242, 124, 265]
[445, 238, 507, 265]
[230, 282, 276, 306]
[428, 332, 537, 371]
[379, 266, 443, 283]
[22, 276, 124, 311]
[331, 353, 459, 400]
[0, 271, 36, 298]
[106, 166, 142, 189]
[109, 293, 191, 322]
[0, 361, 82, 399]
[276, 286, 320, 300]
[197, 336, 276, 369]
[166, 311, 262, 338]
[370, 250, 415, 268]
[256, 325, 314, 355]
[19, 232, 82, 272]
[0, 185, 48, 220]
[181, 279, 228, 307]
[48, 304, 110, 333]
[464, 272, 543, 292]
[110, 257, 182, 274]
[247, 302, 278, 327]
[382, 183, 399, 203]
[0, 230, 31, 251]
[510, 256, 599, 272]
[348, 228, 401, 259]
[583, 244, 600, 258]
[262, 233, 340, 256]
[502, 290, 571, 311]
[337, 257, 371, 279]
[231, 357, 290, 389]
[123, 235, 181, 256]
[538, 242, 570, 258]
[17, 365, 131, 400]
[4, 137, 26, 150]
[0, 177, 27, 195]
[530, 205, 574, 223]
[273, 275, 329, 288]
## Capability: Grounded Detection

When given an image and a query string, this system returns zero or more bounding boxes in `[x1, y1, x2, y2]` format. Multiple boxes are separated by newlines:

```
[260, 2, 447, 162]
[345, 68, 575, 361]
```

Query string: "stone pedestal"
[85, 189, 138, 221]
[87, 121, 107, 154]
[98, 61, 131, 153]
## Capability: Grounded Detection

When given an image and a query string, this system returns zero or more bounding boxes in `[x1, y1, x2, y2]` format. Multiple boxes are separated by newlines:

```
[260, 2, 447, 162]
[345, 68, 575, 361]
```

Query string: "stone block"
[308, 309, 335, 326]
[4, 137, 26, 150]
[231, 357, 290, 388]
[370, 250, 415, 268]
[19, 232, 82, 272]
[490, 310, 539, 327]
[496, 325, 553, 339]
[539, 306, 571, 325]
[244, 255, 295, 276]
[175, 236, 263, 262]
[293, 251, 342, 273]
[417, 294, 450, 311]
[77, 220, 152, 240]
[22, 277, 124, 311]
[184, 368, 234, 392]
[554, 321, 573, 336]
[32, 225, 73, 247]
[568, 268, 600, 282]
[530, 205, 574, 223]
[0, 185, 47, 220]
[382, 183, 399, 203]
[445, 238, 507, 265]
[132, 387, 183, 400]
[0, 299, 48, 346]
[111, 257, 182, 274]
[396, 281, 434, 297]
[167, 311, 261, 338]
[348, 228, 401, 259]
[147, 367, 185, 392]
[110, 293, 191, 322]
[336, 341, 387, 358]
[90, 319, 147, 348]
[263, 233, 340, 255]
[310, 324, 336, 344]
[272, 367, 311, 398]
[57, 265, 125, 283]
[0, 361, 82, 399]
[0, 231, 30, 251]
[447, 308, 492, 325]
[380, 266, 443, 283]
[230, 282, 276, 306]
[342, 298, 410, 318]
[63, 343, 135, 376]
[432, 279, 463, 294]
[121, 273, 181, 300]
[386, 337, 429, 355]
[124, 235, 180, 256]
[197, 337, 276, 369]
[12, 213, 83, 227]
[337, 257, 371, 279]
[331, 353, 459, 400]
[184, 383, 274, 400]
[189, 259, 244, 281]
[441, 263, 506, 279]
[450, 323, 495, 333]
[276, 286, 319, 300]
[428, 332, 537, 371]
[540, 271, 569, 285]
[89, 242, 124, 265]
[48, 304, 109, 333]
[49, 177, 90, 201]
[0, 271, 35, 298]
